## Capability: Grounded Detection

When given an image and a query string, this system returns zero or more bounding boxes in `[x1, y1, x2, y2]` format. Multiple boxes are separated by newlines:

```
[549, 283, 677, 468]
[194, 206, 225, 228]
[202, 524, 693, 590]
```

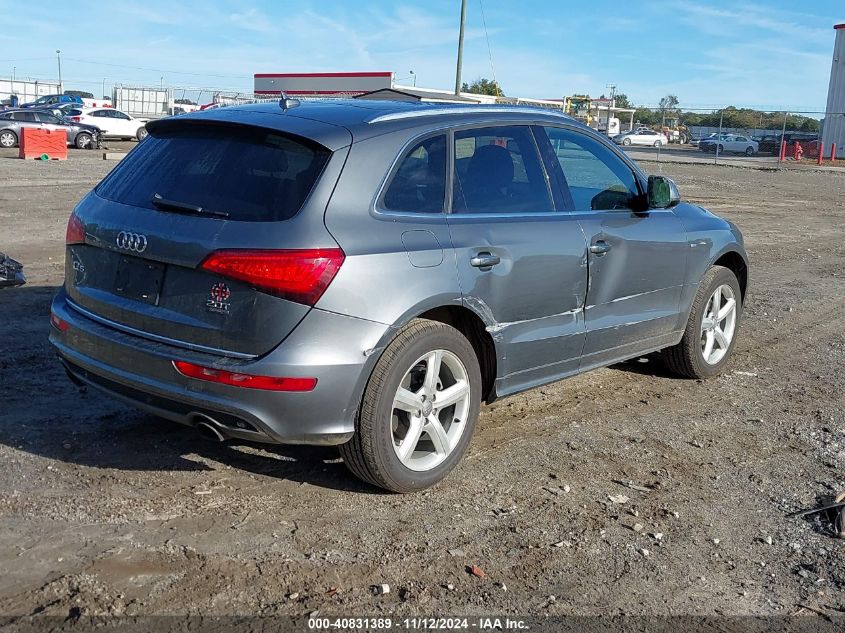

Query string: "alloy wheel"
[391, 349, 471, 472]
[700, 284, 737, 365]
[0, 131, 15, 148]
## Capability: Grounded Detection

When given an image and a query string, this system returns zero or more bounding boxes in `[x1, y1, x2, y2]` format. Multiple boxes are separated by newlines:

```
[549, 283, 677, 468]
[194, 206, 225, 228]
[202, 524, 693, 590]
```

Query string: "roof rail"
[368, 105, 572, 124]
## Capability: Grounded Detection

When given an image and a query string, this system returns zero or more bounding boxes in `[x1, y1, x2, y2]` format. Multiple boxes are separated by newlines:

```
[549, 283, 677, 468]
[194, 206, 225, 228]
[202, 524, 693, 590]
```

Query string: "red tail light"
[66, 213, 85, 245]
[50, 313, 69, 332]
[70, 116, 81, 122]
[173, 360, 317, 392]
[200, 248, 345, 306]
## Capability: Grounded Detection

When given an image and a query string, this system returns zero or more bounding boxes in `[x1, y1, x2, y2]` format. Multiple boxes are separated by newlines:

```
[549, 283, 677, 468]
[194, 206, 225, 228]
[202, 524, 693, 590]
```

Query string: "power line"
[478, 0, 500, 97]
[61, 57, 250, 80]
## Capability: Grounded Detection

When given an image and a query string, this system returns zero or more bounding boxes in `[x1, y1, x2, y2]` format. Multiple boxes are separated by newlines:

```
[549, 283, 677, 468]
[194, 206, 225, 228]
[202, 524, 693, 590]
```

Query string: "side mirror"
[647, 175, 681, 209]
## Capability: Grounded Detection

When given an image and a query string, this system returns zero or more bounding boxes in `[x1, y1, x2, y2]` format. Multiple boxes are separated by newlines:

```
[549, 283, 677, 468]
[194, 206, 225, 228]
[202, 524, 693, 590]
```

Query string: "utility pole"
[605, 83, 617, 135]
[454, 0, 467, 95]
[56, 50, 63, 93]
[102, 78, 106, 99]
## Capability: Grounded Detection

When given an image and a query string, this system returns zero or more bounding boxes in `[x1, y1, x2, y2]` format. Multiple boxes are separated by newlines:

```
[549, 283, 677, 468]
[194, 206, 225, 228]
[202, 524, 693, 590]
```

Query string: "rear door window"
[452, 125, 553, 214]
[96, 125, 331, 222]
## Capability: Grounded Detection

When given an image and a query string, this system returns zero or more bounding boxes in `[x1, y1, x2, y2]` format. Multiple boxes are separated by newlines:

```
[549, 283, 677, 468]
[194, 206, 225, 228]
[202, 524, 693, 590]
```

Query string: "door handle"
[470, 252, 501, 269]
[589, 240, 612, 256]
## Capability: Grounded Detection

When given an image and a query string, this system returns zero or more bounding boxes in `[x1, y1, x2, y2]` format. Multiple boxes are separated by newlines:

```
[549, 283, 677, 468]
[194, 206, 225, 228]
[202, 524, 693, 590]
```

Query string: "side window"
[382, 135, 446, 213]
[452, 125, 553, 214]
[33, 112, 60, 124]
[113, 111, 130, 120]
[542, 127, 640, 212]
[12, 111, 37, 122]
[92, 110, 108, 117]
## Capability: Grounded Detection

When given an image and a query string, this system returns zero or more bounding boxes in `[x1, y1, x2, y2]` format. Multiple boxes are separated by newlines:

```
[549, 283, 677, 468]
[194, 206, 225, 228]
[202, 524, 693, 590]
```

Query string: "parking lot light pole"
[56, 50, 62, 93]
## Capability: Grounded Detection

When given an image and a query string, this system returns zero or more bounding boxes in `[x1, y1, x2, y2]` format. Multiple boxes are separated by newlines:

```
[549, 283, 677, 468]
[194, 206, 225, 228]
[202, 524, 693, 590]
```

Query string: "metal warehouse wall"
[822, 25, 845, 158]
[0, 79, 61, 104]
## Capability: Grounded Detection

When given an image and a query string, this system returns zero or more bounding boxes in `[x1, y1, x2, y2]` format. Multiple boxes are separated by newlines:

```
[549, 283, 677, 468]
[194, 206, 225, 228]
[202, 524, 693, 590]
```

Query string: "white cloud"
[229, 7, 276, 34]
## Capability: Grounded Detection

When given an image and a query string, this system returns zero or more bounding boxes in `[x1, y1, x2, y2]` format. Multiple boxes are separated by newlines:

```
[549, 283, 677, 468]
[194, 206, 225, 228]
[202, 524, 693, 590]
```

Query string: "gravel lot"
[1, 144, 845, 619]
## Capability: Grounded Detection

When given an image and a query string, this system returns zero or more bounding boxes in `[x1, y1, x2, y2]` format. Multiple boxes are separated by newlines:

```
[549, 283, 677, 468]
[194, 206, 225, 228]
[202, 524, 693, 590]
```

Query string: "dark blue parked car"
[21, 94, 83, 109]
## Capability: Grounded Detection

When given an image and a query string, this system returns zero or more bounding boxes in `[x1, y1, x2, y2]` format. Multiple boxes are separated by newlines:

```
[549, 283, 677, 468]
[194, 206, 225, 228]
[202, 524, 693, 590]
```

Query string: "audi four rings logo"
[116, 231, 148, 253]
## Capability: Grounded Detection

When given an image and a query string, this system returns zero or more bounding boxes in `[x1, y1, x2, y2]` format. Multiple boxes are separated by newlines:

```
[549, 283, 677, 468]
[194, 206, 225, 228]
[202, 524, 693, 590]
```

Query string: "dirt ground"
[1, 143, 845, 620]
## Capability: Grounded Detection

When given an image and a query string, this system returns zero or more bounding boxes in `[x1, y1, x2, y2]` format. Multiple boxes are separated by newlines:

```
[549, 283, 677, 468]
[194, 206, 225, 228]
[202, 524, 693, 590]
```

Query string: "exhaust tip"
[195, 420, 225, 442]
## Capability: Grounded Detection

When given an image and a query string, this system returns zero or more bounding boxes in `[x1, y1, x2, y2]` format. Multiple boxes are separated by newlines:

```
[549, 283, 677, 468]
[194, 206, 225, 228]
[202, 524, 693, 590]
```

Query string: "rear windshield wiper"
[150, 193, 229, 218]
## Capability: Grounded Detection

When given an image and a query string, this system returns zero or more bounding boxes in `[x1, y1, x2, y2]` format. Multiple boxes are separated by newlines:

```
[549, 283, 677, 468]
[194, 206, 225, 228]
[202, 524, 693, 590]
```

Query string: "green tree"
[613, 93, 632, 109]
[799, 117, 820, 132]
[599, 92, 632, 109]
[633, 107, 658, 125]
[680, 112, 703, 126]
[64, 89, 93, 99]
[461, 77, 504, 97]
[658, 95, 680, 120]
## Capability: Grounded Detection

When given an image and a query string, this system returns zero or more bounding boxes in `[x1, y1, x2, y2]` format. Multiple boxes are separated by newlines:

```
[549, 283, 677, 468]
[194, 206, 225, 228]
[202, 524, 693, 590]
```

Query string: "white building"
[822, 23, 845, 158]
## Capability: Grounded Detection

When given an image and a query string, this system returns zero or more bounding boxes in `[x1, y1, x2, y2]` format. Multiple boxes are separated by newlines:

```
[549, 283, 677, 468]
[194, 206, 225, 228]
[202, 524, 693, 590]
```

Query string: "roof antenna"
[279, 91, 300, 111]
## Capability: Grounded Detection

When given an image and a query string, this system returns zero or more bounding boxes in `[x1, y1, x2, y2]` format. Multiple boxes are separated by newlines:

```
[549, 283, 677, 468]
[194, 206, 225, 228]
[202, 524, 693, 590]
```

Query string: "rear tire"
[340, 318, 481, 493]
[663, 265, 742, 379]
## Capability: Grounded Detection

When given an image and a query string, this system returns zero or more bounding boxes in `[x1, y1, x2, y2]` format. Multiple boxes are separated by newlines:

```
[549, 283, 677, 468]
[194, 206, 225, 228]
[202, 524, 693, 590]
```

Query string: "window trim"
[447, 121, 559, 218]
[376, 130, 449, 217]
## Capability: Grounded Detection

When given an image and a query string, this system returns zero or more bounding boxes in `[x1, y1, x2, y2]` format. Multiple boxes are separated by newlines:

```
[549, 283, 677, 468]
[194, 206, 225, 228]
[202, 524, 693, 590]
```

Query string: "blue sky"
[2, 0, 842, 111]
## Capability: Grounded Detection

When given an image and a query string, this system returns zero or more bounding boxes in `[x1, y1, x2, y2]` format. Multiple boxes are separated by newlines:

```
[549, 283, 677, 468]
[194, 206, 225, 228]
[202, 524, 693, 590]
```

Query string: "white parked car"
[613, 129, 669, 147]
[698, 134, 759, 156]
[76, 108, 148, 141]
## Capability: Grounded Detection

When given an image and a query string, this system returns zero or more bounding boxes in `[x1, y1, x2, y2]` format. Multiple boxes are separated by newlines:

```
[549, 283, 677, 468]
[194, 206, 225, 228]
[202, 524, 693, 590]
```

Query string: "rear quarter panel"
[318, 128, 464, 328]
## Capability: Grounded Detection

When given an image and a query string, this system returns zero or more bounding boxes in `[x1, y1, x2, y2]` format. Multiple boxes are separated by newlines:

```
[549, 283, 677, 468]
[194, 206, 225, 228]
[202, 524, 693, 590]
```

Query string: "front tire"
[75, 132, 93, 149]
[745, 146, 755, 156]
[622, 138, 631, 146]
[136, 127, 148, 141]
[663, 265, 742, 379]
[0, 130, 17, 148]
[654, 140, 663, 148]
[340, 319, 482, 493]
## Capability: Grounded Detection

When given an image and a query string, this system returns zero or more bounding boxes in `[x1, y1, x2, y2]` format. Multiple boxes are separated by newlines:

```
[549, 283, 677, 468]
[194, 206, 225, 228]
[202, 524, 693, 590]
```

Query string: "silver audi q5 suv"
[50, 99, 748, 492]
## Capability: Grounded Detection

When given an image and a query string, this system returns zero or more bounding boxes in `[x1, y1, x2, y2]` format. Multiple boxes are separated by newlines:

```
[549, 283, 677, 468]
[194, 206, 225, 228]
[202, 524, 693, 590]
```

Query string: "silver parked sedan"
[0, 109, 100, 149]
[50, 100, 748, 492]
[614, 128, 669, 147]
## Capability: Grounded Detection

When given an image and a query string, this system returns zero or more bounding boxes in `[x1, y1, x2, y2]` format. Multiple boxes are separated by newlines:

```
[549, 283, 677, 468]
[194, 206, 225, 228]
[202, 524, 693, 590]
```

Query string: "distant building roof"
[355, 86, 489, 104]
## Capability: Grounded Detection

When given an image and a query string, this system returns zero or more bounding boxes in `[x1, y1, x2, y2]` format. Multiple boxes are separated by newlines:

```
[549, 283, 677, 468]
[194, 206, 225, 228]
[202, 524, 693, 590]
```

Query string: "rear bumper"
[50, 287, 393, 445]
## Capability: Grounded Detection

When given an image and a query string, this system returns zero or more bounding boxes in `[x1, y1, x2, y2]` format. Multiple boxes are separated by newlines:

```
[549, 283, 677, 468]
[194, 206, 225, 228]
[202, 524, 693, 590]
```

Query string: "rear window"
[96, 125, 331, 222]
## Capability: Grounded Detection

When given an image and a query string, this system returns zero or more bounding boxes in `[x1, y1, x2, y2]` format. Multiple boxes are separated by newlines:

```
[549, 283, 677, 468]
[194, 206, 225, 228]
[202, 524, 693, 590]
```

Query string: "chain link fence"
[599, 106, 844, 170]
